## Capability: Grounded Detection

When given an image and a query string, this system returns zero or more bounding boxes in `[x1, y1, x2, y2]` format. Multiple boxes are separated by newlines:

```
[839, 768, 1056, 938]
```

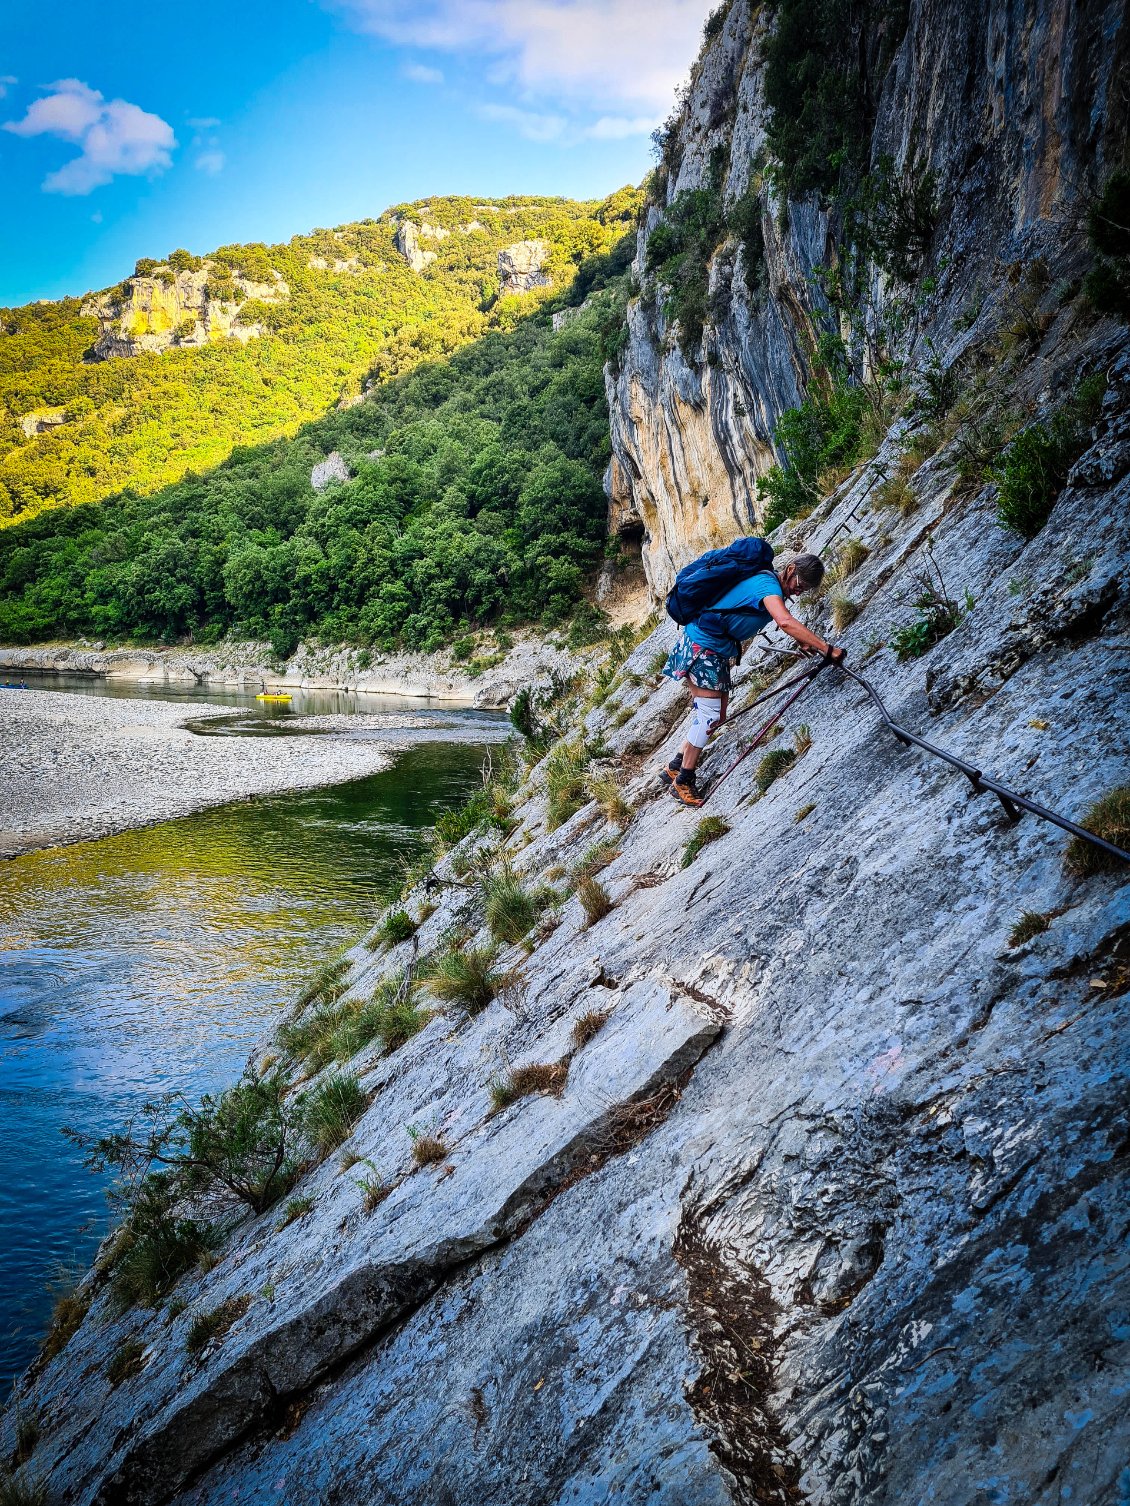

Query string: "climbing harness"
[698, 655, 1130, 867]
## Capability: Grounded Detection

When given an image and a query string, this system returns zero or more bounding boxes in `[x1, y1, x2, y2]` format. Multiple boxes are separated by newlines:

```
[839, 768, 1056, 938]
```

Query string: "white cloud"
[4, 79, 176, 195]
[188, 117, 225, 175]
[0, 76, 16, 101]
[329, 0, 715, 114]
[585, 114, 660, 140]
[477, 101, 567, 143]
[402, 61, 444, 85]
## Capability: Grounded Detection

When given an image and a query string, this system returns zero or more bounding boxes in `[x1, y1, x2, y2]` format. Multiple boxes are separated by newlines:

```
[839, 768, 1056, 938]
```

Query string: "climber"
[661, 552, 845, 806]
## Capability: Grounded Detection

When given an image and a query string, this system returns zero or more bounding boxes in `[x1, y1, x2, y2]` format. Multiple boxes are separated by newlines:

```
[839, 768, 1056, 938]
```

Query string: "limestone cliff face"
[607, 0, 1129, 593]
[81, 265, 289, 359]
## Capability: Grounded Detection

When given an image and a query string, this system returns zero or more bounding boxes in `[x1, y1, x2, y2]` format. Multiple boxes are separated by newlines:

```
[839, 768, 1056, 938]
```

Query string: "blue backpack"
[666, 537, 776, 647]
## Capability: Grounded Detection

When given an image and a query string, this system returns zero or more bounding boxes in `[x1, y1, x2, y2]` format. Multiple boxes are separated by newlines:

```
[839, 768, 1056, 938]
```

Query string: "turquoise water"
[0, 725, 498, 1389]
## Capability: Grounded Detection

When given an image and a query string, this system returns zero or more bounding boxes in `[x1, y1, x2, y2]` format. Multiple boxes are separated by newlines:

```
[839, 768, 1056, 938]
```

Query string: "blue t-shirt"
[688, 570, 783, 655]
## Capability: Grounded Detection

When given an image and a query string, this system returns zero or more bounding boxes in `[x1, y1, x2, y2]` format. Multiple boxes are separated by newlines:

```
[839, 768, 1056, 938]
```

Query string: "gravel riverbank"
[0, 689, 494, 858]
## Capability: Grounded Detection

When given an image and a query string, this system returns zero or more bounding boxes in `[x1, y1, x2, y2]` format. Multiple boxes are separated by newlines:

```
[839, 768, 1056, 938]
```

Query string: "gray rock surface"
[393, 221, 438, 273]
[310, 450, 352, 491]
[499, 240, 552, 296]
[606, 0, 1129, 594]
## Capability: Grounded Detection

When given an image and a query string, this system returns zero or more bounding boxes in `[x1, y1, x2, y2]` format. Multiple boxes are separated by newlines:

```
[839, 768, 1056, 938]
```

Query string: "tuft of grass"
[587, 773, 632, 827]
[371, 910, 417, 949]
[875, 473, 917, 515]
[300, 1075, 368, 1155]
[830, 594, 861, 632]
[1008, 911, 1051, 948]
[484, 871, 538, 945]
[573, 836, 621, 880]
[353, 1159, 391, 1212]
[39, 1287, 89, 1362]
[793, 725, 812, 755]
[795, 802, 817, 823]
[284, 971, 426, 1066]
[647, 648, 669, 677]
[185, 1295, 252, 1358]
[577, 877, 614, 926]
[545, 741, 591, 830]
[0, 1473, 50, 1506]
[274, 1194, 314, 1232]
[107, 1339, 146, 1388]
[995, 377, 1105, 538]
[756, 747, 797, 793]
[12, 1413, 39, 1467]
[828, 536, 870, 582]
[423, 945, 500, 1015]
[409, 1130, 448, 1167]
[1065, 787, 1130, 877]
[680, 816, 730, 869]
[489, 1061, 568, 1112]
[572, 1009, 611, 1049]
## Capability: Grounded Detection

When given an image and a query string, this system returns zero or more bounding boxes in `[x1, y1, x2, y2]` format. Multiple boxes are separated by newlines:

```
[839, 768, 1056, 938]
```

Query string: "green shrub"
[1008, 911, 1051, 947]
[757, 378, 869, 530]
[423, 945, 499, 1014]
[681, 816, 730, 867]
[755, 748, 797, 793]
[484, 872, 538, 944]
[435, 787, 493, 846]
[373, 910, 417, 948]
[111, 1181, 213, 1308]
[0, 1472, 50, 1506]
[1065, 787, 1130, 877]
[995, 377, 1105, 537]
[185, 1295, 251, 1357]
[275, 1194, 314, 1231]
[107, 1339, 146, 1388]
[300, 1075, 368, 1154]
[294, 955, 351, 1014]
[545, 741, 591, 830]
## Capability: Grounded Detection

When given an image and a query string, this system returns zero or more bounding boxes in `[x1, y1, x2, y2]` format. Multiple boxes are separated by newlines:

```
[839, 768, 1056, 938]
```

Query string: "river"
[0, 677, 503, 1389]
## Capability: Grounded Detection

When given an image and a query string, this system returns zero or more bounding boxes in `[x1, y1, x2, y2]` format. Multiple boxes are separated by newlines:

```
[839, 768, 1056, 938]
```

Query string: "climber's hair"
[789, 553, 825, 590]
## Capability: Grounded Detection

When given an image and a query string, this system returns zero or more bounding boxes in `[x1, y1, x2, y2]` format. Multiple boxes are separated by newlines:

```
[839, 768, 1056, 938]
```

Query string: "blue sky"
[0, 0, 715, 307]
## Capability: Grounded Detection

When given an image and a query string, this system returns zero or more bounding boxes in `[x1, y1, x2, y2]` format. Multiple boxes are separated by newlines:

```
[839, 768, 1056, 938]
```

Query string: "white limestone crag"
[81, 265, 288, 359]
[498, 240, 552, 296]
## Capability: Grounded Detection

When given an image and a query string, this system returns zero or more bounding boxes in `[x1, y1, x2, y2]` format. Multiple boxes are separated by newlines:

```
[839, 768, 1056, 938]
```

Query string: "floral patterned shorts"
[662, 633, 733, 693]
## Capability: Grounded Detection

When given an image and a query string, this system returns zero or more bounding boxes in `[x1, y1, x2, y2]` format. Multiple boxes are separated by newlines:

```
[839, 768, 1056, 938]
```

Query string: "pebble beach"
[0, 688, 471, 857]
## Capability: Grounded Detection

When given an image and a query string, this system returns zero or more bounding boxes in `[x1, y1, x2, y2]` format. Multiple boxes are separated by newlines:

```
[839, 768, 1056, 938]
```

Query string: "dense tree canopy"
[0, 248, 635, 654]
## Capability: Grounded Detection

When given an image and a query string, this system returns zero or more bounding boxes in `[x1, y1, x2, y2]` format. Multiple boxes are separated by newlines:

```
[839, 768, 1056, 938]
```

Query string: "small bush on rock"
[1008, 911, 1051, 947]
[484, 871, 538, 944]
[577, 877, 614, 926]
[681, 816, 730, 868]
[409, 1131, 448, 1167]
[300, 1075, 367, 1154]
[755, 748, 797, 793]
[373, 910, 417, 949]
[1065, 787, 1130, 877]
[424, 946, 500, 1014]
[995, 377, 1105, 538]
[572, 1009, 611, 1049]
[107, 1339, 146, 1388]
[185, 1295, 251, 1357]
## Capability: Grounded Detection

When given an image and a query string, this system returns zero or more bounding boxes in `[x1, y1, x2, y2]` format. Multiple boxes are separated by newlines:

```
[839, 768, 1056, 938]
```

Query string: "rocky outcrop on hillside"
[82, 264, 288, 359]
[499, 239, 552, 296]
[606, 0, 1129, 593]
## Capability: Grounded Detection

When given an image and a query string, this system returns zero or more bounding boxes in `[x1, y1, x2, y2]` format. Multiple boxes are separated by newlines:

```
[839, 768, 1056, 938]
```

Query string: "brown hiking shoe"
[669, 770, 705, 807]
[660, 754, 683, 785]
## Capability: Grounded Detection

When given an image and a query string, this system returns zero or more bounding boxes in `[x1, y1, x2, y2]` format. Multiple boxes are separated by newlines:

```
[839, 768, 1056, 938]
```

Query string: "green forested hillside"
[0, 191, 640, 654]
[0, 191, 637, 524]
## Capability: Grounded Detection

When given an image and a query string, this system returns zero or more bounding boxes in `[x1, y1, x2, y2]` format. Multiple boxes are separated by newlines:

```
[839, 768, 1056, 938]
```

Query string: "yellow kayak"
[256, 692, 293, 703]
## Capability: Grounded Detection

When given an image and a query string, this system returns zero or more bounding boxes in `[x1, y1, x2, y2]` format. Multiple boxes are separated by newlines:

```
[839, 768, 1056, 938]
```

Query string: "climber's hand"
[825, 645, 846, 665]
